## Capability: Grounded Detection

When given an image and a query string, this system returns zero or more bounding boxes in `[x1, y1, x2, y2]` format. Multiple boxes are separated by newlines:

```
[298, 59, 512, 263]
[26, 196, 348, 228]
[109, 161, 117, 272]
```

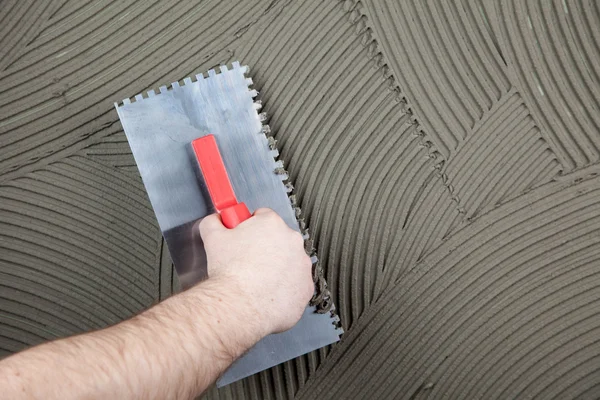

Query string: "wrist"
[187, 275, 268, 360]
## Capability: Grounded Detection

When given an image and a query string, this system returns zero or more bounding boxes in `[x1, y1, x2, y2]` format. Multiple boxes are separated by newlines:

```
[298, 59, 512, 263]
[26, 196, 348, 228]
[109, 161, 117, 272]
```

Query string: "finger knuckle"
[199, 217, 210, 229]
[303, 253, 313, 269]
[258, 209, 277, 222]
[199, 218, 212, 235]
[305, 279, 315, 300]
[266, 210, 280, 221]
[291, 231, 304, 246]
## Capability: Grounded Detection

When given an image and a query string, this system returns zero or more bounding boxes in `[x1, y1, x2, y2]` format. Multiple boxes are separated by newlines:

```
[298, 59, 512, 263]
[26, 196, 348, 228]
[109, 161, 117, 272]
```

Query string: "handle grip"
[221, 202, 252, 229]
[192, 134, 251, 229]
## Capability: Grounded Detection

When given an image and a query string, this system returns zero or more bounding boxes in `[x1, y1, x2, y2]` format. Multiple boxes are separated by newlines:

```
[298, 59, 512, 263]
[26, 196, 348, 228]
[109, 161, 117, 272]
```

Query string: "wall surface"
[1, 0, 600, 398]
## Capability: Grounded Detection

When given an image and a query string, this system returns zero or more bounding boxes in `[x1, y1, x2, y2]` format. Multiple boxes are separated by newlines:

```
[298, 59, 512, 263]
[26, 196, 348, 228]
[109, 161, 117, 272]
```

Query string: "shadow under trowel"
[163, 220, 207, 290]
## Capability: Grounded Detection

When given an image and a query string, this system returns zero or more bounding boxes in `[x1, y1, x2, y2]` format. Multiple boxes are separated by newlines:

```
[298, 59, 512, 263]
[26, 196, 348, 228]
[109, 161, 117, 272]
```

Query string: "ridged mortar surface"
[1, 0, 599, 399]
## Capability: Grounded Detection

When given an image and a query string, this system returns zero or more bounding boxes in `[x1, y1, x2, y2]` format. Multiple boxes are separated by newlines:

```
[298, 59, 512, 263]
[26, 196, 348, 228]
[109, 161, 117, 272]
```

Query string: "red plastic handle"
[192, 135, 251, 229]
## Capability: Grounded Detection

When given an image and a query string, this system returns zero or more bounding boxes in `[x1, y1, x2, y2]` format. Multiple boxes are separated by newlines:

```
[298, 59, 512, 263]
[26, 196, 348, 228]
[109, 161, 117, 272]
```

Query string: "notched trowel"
[115, 62, 342, 386]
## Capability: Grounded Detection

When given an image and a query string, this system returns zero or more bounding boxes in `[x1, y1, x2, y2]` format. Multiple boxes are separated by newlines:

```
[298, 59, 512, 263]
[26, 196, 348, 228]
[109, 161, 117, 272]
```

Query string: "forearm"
[0, 276, 265, 399]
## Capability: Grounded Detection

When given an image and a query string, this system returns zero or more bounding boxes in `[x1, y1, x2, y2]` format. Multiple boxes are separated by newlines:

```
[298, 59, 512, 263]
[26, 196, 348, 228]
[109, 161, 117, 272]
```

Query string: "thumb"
[199, 213, 226, 239]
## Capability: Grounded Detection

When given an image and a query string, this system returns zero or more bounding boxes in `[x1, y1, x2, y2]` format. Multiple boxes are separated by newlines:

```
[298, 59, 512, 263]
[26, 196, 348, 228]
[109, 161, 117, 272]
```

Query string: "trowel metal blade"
[115, 62, 342, 386]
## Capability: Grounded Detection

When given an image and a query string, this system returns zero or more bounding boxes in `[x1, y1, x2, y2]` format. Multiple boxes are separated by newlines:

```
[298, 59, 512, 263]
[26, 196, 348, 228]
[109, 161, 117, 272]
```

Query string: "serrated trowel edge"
[249, 75, 340, 325]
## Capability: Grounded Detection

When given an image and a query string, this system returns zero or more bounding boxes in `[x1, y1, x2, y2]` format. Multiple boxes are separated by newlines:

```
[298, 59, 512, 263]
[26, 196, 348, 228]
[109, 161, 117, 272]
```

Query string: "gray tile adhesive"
[1, 0, 600, 399]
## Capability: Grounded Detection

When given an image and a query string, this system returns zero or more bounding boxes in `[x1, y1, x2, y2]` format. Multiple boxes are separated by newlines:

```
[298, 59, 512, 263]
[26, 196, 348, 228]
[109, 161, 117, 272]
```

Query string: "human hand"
[199, 208, 313, 335]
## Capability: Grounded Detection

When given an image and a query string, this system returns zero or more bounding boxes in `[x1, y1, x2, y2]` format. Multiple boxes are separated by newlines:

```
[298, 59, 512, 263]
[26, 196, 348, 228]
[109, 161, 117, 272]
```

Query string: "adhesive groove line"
[334, 109, 413, 316]
[0, 0, 64, 72]
[2, 0, 600, 399]
[397, 218, 600, 398]
[0, 243, 147, 316]
[297, 175, 600, 399]
[297, 0, 599, 397]
[360, 0, 562, 210]
[497, 0, 600, 170]
[0, 0, 265, 176]
[1, 265, 127, 325]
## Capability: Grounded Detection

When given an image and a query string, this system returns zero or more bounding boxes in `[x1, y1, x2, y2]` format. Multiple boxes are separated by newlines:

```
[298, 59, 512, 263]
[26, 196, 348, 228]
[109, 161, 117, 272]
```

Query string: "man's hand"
[200, 208, 314, 335]
[0, 208, 314, 399]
